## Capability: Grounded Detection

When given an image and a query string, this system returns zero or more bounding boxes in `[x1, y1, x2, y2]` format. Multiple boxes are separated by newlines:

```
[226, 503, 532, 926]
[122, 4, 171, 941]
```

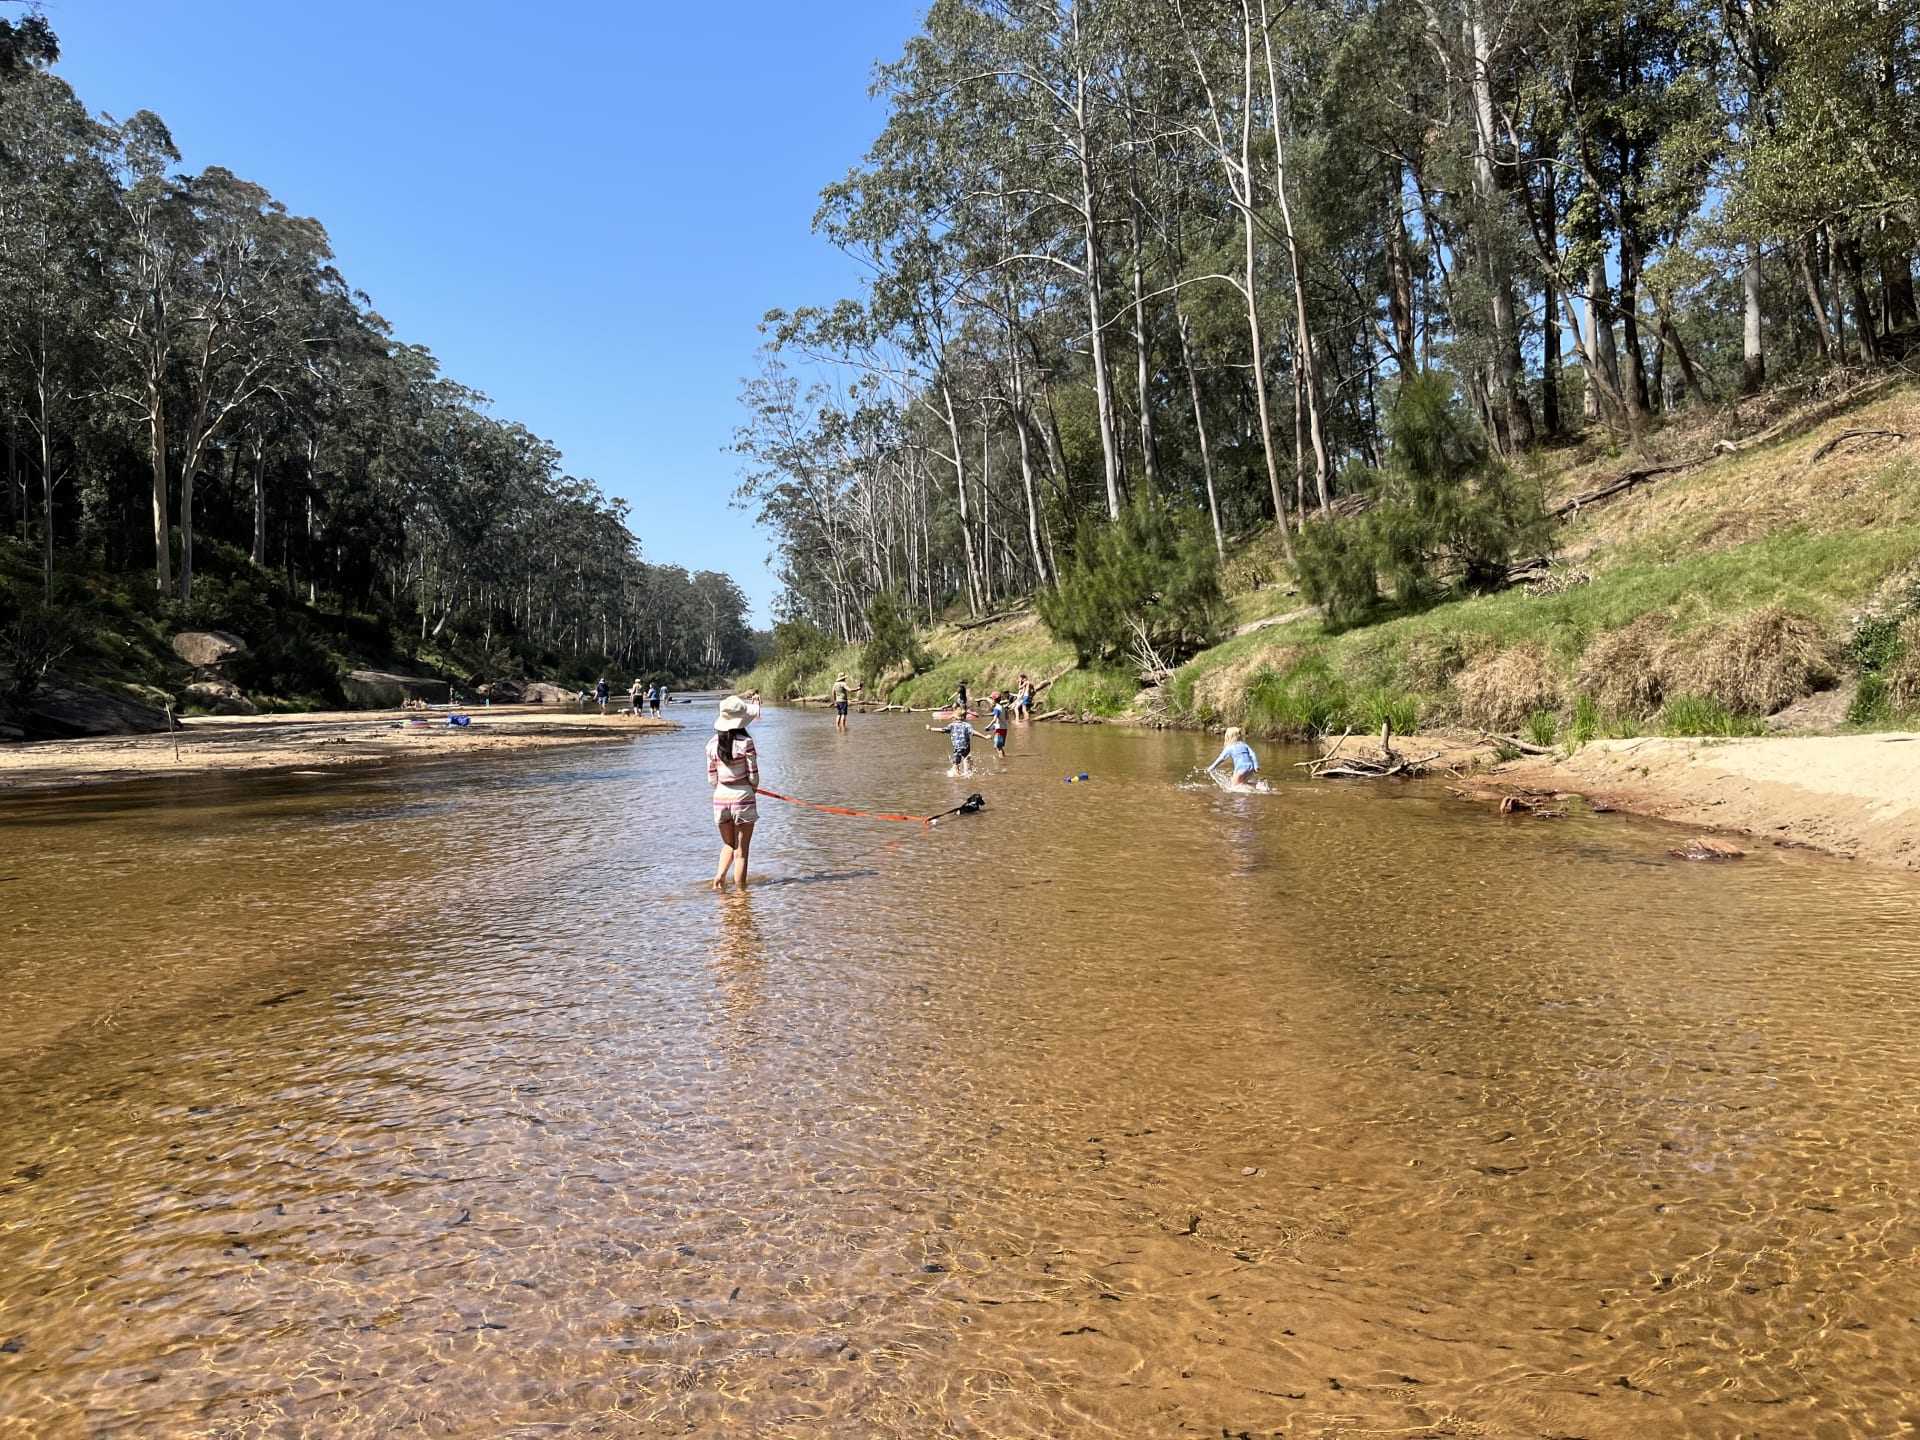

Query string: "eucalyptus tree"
[0, 66, 114, 588]
[103, 109, 182, 592]
[165, 167, 336, 603]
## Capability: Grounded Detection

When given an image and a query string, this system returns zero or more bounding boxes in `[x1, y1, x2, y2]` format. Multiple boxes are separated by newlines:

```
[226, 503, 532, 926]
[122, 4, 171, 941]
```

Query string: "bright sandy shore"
[0, 706, 676, 794]
[1495, 733, 1920, 869]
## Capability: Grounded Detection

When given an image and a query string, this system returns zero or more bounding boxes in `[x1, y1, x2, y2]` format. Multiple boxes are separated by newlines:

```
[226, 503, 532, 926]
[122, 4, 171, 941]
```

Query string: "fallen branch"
[1481, 729, 1556, 756]
[1551, 462, 1692, 520]
[1810, 427, 1908, 462]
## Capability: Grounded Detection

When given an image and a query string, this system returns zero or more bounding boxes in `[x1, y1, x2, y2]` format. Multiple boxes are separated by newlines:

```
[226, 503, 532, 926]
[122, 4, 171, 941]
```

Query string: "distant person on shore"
[595, 677, 609, 714]
[1206, 726, 1261, 789]
[954, 679, 970, 715]
[984, 692, 1010, 757]
[629, 678, 643, 715]
[832, 674, 851, 731]
[1020, 676, 1036, 718]
[644, 683, 657, 715]
[1013, 674, 1030, 720]
[747, 690, 762, 721]
[707, 695, 759, 889]
[655, 685, 668, 714]
[929, 710, 987, 778]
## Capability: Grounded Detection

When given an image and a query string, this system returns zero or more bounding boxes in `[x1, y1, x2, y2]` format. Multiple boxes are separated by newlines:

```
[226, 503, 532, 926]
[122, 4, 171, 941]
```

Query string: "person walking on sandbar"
[707, 695, 759, 889]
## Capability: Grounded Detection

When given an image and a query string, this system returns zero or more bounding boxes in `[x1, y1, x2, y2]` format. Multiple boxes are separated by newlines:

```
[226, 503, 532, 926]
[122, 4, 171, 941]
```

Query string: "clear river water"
[3, 704, 1919, 1438]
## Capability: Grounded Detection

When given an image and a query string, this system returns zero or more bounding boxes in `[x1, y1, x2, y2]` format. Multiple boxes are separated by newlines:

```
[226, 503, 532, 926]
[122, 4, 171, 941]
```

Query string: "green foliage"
[1296, 376, 1550, 627]
[1568, 694, 1601, 748]
[0, 587, 79, 722]
[858, 590, 925, 688]
[1244, 652, 1350, 739]
[1356, 687, 1420, 735]
[1038, 500, 1221, 667]
[755, 618, 836, 698]
[1845, 614, 1904, 674]
[1847, 674, 1892, 727]
[228, 622, 345, 707]
[1525, 708, 1559, 749]
[1048, 664, 1135, 717]
[1660, 694, 1766, 737]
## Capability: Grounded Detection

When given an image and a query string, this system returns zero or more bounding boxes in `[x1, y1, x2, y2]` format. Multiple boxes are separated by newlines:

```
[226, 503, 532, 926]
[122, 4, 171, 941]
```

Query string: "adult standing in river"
[832, 674, 851, 731]
[706, 695, 759, 889]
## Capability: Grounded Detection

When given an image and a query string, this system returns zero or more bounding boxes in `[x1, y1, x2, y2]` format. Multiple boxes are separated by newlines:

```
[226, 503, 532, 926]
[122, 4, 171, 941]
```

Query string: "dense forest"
[737, 0, 1919, 642]
[0, 10, 754, 713]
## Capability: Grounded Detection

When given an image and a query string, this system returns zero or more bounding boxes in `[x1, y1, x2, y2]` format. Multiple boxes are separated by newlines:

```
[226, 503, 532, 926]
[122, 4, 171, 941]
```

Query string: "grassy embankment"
[749, 378, 1920, 741]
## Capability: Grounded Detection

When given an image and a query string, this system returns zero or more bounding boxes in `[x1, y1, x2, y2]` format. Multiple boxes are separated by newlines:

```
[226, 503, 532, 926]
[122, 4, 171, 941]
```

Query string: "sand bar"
[1495, 733, 1920, 869]
[0, 706, 676, 794]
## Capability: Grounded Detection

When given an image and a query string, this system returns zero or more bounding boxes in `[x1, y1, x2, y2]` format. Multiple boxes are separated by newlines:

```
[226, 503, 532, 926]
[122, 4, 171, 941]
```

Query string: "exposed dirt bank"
[0, 706, 675, 794]
[1492, 734, 1920, 869]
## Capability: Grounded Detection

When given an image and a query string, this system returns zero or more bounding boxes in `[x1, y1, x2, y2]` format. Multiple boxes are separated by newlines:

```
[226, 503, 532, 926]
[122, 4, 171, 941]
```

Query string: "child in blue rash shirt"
[927, 711, 989, 777]
[1206, 726, 1260, 788]
[984, 694, 1010, 755]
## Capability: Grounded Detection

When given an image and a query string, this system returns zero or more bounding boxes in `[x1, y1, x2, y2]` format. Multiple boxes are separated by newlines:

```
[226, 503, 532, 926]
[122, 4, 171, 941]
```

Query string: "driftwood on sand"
[1297, 723, 1442, 779]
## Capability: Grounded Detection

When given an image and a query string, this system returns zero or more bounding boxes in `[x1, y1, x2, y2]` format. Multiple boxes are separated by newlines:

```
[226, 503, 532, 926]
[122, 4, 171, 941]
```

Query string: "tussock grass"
[1887, 615, 1920, 708]
[1453, 644, 1559, 731]
[1663, 604, 1836, 715]
[1574, 613, 1671, 718]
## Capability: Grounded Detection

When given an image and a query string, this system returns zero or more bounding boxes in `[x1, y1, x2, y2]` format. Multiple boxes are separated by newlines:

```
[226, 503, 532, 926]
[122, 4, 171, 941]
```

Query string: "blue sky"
[45, 0, 922, 623]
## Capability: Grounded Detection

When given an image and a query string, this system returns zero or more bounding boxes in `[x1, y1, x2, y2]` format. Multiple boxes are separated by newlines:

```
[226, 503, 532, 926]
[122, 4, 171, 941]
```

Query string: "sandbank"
[0, 706, 675, 794]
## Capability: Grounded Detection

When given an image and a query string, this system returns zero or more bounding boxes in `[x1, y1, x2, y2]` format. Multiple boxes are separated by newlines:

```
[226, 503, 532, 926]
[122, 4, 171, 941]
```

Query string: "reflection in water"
[2, 710, 1920, 1437]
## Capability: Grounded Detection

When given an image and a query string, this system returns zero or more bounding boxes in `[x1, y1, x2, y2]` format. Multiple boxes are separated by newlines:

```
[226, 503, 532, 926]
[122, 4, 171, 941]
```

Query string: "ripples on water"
[3, 709, 1920, 1437]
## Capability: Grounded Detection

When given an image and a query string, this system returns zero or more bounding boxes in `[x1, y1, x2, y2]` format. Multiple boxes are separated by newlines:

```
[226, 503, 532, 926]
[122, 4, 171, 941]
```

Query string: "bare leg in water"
[731, 820, 754, 887]
[712, 815, 738, 889]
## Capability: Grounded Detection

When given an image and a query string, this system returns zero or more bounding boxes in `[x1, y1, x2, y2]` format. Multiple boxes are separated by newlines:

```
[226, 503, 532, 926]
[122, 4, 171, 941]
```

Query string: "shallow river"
[3, 706, 1919, 1438]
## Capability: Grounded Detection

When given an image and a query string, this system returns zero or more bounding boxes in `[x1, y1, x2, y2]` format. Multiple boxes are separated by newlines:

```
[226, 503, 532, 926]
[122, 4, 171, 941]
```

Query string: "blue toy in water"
[1064, 772, 1089, 783]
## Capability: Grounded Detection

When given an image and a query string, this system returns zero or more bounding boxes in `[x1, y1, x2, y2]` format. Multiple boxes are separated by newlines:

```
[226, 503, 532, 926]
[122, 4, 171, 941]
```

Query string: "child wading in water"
[928, 711, 988, 777]
[706, 694, 759, 888]
[1206, 726, 1261, 789]
[983, 693, 1010, 758]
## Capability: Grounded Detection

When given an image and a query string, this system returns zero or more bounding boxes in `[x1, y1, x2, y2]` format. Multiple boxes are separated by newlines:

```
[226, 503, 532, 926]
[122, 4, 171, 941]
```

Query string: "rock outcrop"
[343, 670, 451, 707]
[24, 682, 170, 739]
[185, 679, 257, 715]
[171, 630, 247, 667]
[520, 681, 577, 705]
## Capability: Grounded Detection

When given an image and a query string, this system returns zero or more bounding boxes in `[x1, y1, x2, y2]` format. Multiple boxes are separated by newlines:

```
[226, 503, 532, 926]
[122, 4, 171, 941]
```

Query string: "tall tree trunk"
[1177, 311, 1225, 556]
[1467, 7, 1535, 452]
[1742, 245, 1766, 392]
[147, 372, 171, 595]
[1800, 233, 1837, 360]
[1124, 120, 1160, 494]
[938, 377, 983, 615]
[1840, 238, 1881, 362]
[1260, 0, 1331, 508]
[250, 434, 269, 568]
[1541, 275, 1562, 435]
[36, 377, 54, 594]
[1003, 304, 1051, 587]
[1242, 196, 1297, 564]
[1617, 232, 1650, 416]
[1070, 3, 1124, 520]
[1385, 171, 1419, 374]
[1826, 226, 1851, 363]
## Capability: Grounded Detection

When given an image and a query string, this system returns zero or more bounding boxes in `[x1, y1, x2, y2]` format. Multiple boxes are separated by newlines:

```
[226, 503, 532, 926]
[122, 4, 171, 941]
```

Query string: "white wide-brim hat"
[714, 695, 751, 732]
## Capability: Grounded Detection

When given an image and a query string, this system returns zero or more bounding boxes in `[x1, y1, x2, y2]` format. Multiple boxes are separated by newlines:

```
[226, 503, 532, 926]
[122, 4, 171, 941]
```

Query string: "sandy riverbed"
[0, 706, 676, 793]
[1493, 733, 1920, 869]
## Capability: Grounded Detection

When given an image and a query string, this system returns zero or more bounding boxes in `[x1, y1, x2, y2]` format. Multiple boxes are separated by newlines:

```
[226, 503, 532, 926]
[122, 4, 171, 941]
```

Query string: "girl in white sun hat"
[706, 694, 760, 888]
